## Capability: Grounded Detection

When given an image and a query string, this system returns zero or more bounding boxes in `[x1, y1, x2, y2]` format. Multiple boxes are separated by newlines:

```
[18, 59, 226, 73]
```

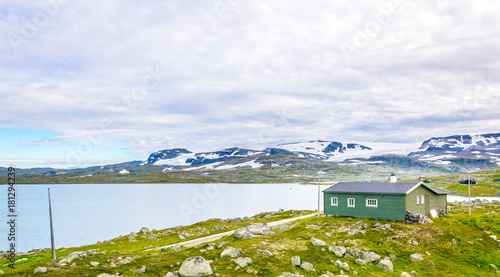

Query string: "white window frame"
[420, 195, 425, 204]
[348, 198, 355, 208]
[416, 196, 420, 205]
[331, 197, 338, 207]
[366, 199, 378, 208]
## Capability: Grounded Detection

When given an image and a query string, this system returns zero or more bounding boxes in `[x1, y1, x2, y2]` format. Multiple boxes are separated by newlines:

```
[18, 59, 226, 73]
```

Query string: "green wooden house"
[323, 181, 448, 221]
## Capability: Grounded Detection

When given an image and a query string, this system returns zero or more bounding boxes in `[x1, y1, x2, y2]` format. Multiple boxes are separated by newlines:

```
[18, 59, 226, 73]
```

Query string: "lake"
[2, 183, 330, 252]
[2, 183, 499, 253]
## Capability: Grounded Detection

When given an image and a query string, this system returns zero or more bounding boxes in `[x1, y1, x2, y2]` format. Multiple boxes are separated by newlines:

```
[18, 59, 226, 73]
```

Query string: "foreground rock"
[329, 246, 346, 258]
[311, 237, 326, 247]
[377, 258, 394, 272]
[178, 256, 213, 277]
[34, 267, 47, 274]
[234, 257, 252, 268]
[410, 253, 425, 263]
[220, 246, 241, 258]
[234, 223, 272, 239]
[291, 256, 301, 267]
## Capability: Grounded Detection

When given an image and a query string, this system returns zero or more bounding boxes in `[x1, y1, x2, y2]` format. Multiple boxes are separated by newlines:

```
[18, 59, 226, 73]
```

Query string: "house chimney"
[390, 173, 397, 183]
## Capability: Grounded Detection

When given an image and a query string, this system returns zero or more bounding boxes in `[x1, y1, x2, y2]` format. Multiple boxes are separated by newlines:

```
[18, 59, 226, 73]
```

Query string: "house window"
[366, 199, 378, 207]
[348, 198, 355, 207]
[331, 197, 338, 206]
[416, 195, 425, 205]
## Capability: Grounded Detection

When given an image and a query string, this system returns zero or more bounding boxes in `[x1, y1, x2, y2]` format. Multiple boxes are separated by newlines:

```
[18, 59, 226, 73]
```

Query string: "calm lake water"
[2, 183, 330, 252]
[2, 183, 499, 253]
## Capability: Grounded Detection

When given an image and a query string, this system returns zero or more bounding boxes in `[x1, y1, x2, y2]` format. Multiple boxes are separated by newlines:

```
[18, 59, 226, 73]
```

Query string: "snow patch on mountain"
[182, 160, 263, 171]
[154, 153, 196, 166]
[274, 140, 374, 161]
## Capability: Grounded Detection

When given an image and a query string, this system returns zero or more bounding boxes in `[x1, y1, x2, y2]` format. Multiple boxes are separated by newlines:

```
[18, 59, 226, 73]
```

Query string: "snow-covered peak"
[272, 140, 372, 161]
[419, 133, 500, 151]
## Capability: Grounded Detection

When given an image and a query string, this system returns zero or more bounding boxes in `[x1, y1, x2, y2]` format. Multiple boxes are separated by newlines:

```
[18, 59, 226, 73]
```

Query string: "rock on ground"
[178, 256, 213, 277]
[137, 266, 146, 274]
[355, 259, 367, 265]
[311, 237, 326, 247]
[329, 246, 346, 258]
[363, 251, 381, 263]
[291, 256, 301, 267]
[34, 267, 47, 274]
[220, 246, 241, 258]
[410, 253, 425, 263]
[262, 250, 273, 256]
[401, 272, 412, 277]
[233, 257, 252, 268]
[301, 262, 315, 271]
[139, 227, 150, 234]
[234, 223, 272, 239]
[377, 259, 394, 272]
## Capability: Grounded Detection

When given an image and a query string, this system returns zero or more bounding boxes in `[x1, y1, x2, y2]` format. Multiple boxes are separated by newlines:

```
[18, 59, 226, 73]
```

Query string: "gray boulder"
[410, 253, 425, 263]
[178, 256, 213, 277]
[262, 250, 273, 256]
[117, 256, 133, 265]
[342, 262, 350, 271]
[401, 272, 412, 277]
[301, 262, 315, 271]
[377, 259, 394, 272]
[34, 267, 47, 274]
[233, 257, 252, 268]
[139, 227, 150, 234]
[363, 251, 381, 263]
[211, 225, 228, 232]
[311, 237, 326, 247]
[291, 256, 301, 267]
[355, 259, 367, 265]
[234, 223, 272, 239]
[220, 246, 241, 258]
[329, 246, 346, 258]
[137, 266, 146, 274]
[59, 251, 87, 264]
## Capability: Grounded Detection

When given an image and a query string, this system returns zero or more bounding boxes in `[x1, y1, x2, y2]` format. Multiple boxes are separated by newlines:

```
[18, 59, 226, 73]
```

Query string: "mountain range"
[3, 132, 500, 177]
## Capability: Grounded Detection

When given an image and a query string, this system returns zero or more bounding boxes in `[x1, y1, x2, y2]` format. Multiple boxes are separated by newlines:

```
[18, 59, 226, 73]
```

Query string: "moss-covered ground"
[2, 202, 500, 276]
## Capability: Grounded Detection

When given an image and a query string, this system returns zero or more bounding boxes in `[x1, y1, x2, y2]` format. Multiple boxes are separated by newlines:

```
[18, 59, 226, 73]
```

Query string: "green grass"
[2, 205, 500, 276]
[424, 169, 500, 195]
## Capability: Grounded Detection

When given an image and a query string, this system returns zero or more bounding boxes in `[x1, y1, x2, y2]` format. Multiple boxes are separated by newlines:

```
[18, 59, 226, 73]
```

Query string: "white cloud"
[1, 0, 499, 167]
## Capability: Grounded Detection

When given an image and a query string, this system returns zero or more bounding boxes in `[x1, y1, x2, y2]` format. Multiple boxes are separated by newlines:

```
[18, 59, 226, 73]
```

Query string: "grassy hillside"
[2, 203, 499, 276]
[423, 169, 500, 195]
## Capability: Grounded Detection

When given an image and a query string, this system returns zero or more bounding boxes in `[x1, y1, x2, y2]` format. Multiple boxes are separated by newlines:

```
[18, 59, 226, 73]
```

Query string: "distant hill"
[7, 132, 500, 181]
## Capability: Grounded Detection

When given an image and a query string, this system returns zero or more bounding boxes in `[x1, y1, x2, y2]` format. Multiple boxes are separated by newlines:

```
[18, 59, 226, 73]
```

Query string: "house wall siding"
[405, 186, 429, 215]
[405, 186, 448, 216]
[324, 193, 406, 221]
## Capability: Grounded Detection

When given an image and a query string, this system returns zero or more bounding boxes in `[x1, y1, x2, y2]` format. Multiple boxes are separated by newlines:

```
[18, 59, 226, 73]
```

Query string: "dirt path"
[145, 213, 317, 251]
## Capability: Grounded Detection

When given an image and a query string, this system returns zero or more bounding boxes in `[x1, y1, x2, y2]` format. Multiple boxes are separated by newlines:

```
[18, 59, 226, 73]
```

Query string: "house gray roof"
[323, 181, 448, 195]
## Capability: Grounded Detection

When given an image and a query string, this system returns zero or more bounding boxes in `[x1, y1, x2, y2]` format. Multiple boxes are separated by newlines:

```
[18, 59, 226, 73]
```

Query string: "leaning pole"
[48, 188, 56, 260]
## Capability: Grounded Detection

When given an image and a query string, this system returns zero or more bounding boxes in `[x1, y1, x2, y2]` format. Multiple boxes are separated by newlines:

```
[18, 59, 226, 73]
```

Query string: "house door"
[425, 195, 430, 216]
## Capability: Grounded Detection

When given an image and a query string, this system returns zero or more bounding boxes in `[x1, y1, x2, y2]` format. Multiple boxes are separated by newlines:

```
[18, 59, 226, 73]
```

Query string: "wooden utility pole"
[48, 188, 56, 260]
[468, 175, 471, 216]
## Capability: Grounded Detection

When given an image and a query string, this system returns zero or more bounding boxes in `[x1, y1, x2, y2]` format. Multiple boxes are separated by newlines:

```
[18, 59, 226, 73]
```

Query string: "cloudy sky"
[1, 0, 499, 168]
